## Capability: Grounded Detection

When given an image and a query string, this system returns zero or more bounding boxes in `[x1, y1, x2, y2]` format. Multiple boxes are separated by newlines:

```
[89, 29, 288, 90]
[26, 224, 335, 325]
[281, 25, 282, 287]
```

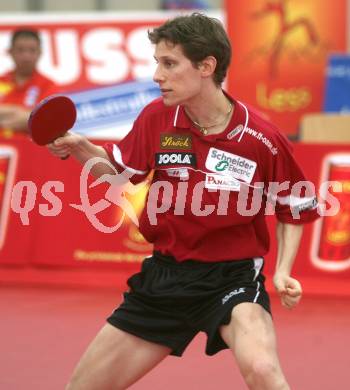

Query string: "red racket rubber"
[28, 95, 76, 160]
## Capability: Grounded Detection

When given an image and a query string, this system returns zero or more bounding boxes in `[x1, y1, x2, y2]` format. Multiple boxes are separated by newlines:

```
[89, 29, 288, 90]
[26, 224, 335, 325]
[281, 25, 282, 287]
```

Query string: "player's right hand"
[47, 131, 82, 159]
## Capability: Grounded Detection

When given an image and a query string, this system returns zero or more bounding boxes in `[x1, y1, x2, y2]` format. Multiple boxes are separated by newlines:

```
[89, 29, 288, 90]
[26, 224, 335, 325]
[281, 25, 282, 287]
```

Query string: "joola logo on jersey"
[160, 134, 192, 150]
[205, 147, 257, 183]
[156, 153, 196, 167]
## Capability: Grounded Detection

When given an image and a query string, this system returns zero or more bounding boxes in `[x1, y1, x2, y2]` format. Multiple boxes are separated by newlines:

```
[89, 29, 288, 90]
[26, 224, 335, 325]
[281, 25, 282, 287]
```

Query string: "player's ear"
[198, 56, 217, 79]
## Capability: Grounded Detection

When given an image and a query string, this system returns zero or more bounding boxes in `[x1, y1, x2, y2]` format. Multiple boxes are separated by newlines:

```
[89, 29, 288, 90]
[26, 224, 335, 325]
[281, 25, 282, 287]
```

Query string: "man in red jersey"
[0, 28, 58, 136]
[48, 13, 319, 390]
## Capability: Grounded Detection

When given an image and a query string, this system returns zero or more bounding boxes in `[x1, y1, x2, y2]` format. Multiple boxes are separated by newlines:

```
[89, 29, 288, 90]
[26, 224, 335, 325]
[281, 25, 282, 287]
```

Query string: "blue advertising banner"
[324, 55, 350, 113]
[68, 79, 160, 140]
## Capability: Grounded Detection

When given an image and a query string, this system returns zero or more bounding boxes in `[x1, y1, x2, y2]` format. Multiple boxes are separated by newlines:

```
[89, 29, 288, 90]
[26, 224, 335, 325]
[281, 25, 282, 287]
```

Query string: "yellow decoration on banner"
[256, 83, 311, 112]
[327, 230, 350, 245]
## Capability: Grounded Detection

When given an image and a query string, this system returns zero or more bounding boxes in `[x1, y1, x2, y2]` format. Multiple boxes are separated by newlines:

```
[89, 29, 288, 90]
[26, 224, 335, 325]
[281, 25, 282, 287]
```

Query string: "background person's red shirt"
[0, 70, 58, 107]
[0, 70, 58, 136]
[0, 72, 58, 108]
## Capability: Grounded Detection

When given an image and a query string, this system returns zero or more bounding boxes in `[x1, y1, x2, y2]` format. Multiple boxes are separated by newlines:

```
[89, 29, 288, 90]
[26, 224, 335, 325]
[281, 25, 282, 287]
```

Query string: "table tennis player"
[47, 13, 319, 390]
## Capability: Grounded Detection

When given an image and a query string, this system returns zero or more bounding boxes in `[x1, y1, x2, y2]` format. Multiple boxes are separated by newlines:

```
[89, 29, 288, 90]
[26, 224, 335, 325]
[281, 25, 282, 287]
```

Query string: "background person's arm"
[0, 104, 31, 130]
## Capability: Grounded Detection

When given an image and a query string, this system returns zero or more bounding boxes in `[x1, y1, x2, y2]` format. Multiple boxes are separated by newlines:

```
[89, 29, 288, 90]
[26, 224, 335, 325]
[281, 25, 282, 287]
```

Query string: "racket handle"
[61, 155, 70, 160]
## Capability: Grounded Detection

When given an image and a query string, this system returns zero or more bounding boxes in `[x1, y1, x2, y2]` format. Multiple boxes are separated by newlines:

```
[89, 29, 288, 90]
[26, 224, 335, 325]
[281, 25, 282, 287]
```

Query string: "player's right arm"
[47, 131, 115, 177]
[49, 104, 153, 182]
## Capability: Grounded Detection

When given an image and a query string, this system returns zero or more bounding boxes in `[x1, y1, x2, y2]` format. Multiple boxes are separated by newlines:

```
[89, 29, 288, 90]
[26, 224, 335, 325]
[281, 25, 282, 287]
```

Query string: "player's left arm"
[268, 131, 319, 309]
[273, 222, 304, 309]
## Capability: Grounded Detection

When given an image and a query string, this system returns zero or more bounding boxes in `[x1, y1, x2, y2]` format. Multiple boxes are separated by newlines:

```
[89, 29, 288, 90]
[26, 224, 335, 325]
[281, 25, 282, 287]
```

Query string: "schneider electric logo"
[206, 147, 257, 183]
[215, 160, 229, 172]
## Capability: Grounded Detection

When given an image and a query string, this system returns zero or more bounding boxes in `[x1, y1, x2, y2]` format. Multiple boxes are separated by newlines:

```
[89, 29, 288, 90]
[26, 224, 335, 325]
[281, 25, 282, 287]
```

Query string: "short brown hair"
[11, 28, 41, 47]
[148, 13, 231, 86]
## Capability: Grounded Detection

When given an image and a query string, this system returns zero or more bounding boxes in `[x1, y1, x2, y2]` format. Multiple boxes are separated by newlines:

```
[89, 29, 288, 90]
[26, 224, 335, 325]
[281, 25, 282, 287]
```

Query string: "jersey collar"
[6, 70, 39, 89]
[172, 91, 249, 141]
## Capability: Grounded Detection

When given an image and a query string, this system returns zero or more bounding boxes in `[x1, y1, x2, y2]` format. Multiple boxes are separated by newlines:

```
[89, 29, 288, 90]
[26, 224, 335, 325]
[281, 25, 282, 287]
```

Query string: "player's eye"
[164, 61, 174, 68]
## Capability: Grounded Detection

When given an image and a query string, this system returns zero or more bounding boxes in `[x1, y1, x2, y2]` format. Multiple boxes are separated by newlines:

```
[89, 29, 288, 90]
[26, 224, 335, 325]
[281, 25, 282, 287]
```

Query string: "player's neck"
[184, 89, 234, 136]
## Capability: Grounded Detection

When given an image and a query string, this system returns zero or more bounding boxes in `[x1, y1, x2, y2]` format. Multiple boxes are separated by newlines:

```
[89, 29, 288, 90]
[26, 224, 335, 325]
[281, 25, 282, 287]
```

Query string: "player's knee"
[65, 376, 80, 390]
[65, 373, 87, 390]
[65, 380, 75, 390]
[244, 358, 285, 388]
[65, 373, 126, 390]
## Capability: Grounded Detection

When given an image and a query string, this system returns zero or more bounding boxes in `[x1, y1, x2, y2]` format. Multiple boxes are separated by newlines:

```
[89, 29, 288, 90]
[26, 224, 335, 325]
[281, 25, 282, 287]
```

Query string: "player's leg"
[220, 303, 289, 390]
[66, 323, 171, 390]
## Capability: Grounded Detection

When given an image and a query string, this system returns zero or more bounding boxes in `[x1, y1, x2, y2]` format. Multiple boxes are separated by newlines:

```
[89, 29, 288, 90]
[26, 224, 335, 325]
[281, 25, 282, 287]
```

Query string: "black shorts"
[107, 251, 271, 357]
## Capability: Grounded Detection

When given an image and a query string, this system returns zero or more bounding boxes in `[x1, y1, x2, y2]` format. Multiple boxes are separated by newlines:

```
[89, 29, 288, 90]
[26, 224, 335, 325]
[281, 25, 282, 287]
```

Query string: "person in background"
[0, 28, 58, 136]
[160, 0, 209, 10]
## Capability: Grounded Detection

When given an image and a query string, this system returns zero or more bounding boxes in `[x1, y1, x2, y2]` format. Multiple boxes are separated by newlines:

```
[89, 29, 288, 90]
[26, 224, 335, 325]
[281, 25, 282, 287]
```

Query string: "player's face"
[10, 36, 41, 76]
[153, 40, 203, 106]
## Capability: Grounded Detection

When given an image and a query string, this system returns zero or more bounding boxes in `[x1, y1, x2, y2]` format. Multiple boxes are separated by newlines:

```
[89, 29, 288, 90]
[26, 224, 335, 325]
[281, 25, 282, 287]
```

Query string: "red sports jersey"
[104, 92, 319, 262]
[0, 70, 58, 135]
[0, 70, 58, 108]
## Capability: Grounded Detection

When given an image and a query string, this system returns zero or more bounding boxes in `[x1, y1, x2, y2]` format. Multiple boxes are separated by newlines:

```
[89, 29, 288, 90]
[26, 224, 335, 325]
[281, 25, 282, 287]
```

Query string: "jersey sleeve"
[267, 133, 319, 224]
[103, 114, 152, 184]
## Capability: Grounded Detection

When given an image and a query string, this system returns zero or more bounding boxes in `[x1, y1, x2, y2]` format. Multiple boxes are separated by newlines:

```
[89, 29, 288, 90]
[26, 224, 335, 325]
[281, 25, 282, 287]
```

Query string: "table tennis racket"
[28, 95, 77, 159]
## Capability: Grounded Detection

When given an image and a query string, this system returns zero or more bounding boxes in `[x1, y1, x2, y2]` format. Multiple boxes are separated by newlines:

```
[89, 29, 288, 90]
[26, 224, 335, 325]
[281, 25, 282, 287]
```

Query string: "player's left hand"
[273, 273, 302, 309]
